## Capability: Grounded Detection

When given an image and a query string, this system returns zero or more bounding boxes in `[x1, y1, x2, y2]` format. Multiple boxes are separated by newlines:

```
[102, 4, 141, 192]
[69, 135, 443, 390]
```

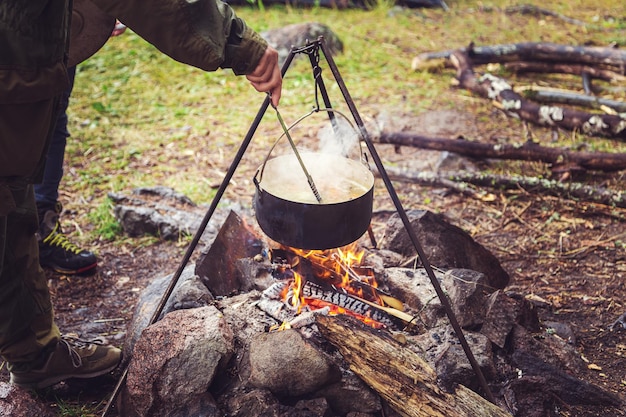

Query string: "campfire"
[261, 245, 414, 330]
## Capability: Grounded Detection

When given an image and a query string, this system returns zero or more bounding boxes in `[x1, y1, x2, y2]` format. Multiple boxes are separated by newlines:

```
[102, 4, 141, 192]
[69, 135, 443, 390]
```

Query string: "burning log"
[316, 314, 512, 417]
[262, 245, 415, 329]
[302, 281, 414, 327]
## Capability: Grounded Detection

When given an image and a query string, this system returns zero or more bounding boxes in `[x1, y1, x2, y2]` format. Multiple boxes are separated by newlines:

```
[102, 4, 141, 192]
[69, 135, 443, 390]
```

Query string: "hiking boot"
[38, 206, 97, 275]
[9, 335, 122, 390]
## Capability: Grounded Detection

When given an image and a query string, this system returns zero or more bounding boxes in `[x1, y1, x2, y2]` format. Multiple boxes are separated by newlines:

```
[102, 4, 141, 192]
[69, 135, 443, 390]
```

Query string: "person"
[0, 0, 282, 390]
[35, 21, 127, 276]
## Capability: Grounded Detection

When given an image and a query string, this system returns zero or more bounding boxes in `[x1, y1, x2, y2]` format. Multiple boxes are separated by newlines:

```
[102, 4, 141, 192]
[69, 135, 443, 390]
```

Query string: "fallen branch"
[514, 86, 626, 114]
[380, 167, 626, 208]
[376, 131, 626, 172]
[412, 42, 626, 75]
[503, 61, 626, 83]
[316, 314, 512, 417]
[450, 51, 626, 139]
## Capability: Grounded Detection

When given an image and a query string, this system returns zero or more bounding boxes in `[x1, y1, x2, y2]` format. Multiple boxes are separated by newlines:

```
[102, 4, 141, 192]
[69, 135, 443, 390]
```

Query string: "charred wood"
[302, 281, 409, 327]
[376, 131, 626, 172]
[450, 51, 626, 139]
[380, 167, 626, 209]
[315, 314, 512, 417]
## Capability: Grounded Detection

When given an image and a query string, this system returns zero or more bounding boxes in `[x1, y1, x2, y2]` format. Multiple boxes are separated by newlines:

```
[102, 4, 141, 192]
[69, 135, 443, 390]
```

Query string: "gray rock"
[381, 209, 510, 289]
[408, 325, 496, 392]
[383, 267, 446, 328]
[195, 210, 266, 297]
[316, 373, 382, 415]
[261, 22, 343, 67]
[442, 268, 492, 329]
[248, 329, 341, 397]
[123, 264, 213, 356]
[0, 382, 56, 417]
[224, 388, 281, 417]
[121, 306, 234, 417]
[109, 186, 247, 244]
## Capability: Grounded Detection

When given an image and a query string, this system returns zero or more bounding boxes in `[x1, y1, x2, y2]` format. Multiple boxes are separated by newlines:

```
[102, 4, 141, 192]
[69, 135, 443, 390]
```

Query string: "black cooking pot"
[253, 152, 374, 250]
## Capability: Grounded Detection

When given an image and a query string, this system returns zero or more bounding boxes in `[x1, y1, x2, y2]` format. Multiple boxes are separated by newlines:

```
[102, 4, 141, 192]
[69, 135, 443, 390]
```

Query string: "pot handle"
[253, 173, 264, 202]
[257, 107, 366, 183]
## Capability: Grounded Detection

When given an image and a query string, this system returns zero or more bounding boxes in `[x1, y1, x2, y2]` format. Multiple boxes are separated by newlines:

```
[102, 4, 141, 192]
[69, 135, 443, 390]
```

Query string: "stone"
[408, 325, 496, 393]
[0, 382, 56, 417]
[224, 388, 281, 417]
[121, 306, 234, 417]
[442, 268, 492, 329]
[261, 22, 343, 67]
[248, 329, 341, 397]
[481, 289, 524, 348]
[316, 373, 382, 415]
[380, 209, 510, 289]
[382, 267, 447, 328]
[195, 210, 266, 296]
[123, 263, 213, 356]
[109, 187, 247, 244]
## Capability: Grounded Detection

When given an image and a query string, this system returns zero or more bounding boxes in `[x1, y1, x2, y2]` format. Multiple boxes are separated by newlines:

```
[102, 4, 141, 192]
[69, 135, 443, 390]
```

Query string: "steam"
[317, 117, 360, 158]
[259, 115, 370, 204]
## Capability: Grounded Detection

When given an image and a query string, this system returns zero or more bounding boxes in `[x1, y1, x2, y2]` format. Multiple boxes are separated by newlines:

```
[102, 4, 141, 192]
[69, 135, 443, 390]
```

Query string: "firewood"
[449, 50, 626, 140]
[412, 42, 626, 74]
[375, 131, 626, 172]
[379, 167, 626, 209]
[514, 86, 626, 113]
[504, 62, 626, 83]
[315, 314, 512, 417]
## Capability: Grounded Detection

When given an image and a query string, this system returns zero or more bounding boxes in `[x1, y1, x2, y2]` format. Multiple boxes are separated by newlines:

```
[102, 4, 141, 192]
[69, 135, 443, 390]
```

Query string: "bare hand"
[246, 47, 282, 107]
[111, 20, 126, 37]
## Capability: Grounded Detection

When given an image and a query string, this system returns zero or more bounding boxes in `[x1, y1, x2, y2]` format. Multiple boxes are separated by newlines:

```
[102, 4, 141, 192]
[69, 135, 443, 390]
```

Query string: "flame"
[277, 243, 389, 328]
[287, 243, 382, 304]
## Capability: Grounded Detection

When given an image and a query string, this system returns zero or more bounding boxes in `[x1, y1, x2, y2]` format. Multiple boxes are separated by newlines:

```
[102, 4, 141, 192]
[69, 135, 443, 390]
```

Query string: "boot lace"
[59, 335, 106, 368]
[42, 222, 82, 254]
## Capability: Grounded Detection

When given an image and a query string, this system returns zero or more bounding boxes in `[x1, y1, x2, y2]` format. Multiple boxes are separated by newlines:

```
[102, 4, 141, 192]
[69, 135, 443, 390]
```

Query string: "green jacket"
[0, 0, 267, 179]
[0, 0, 71, 104]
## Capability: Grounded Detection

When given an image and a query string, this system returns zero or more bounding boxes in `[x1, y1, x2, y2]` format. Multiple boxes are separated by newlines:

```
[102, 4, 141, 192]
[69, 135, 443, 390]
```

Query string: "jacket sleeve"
[92, 0, 267, 75]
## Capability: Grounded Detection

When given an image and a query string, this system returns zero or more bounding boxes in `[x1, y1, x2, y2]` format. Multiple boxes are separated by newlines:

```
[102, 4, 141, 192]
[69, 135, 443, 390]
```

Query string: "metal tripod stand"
[101, 36, 494, 416]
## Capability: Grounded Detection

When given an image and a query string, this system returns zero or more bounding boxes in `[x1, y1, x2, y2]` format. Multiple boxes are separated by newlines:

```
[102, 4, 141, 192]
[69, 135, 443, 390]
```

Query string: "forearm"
[92, 0, 267, 75]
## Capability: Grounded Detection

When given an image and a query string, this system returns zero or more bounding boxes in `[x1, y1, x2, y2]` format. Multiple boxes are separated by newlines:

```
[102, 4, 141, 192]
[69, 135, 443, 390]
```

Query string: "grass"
[64, 0, 626, 243]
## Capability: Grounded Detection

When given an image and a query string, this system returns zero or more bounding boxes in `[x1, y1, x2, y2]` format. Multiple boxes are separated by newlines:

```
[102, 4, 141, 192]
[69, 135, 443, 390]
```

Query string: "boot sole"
[42, 261, 98, 275]
[10, 361, 120, 390]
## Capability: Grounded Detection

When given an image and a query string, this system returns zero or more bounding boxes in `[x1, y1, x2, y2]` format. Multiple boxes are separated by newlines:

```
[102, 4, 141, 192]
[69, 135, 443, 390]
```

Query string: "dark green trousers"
[0, 97, 61, 367]
[0, 182, 60, 366]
